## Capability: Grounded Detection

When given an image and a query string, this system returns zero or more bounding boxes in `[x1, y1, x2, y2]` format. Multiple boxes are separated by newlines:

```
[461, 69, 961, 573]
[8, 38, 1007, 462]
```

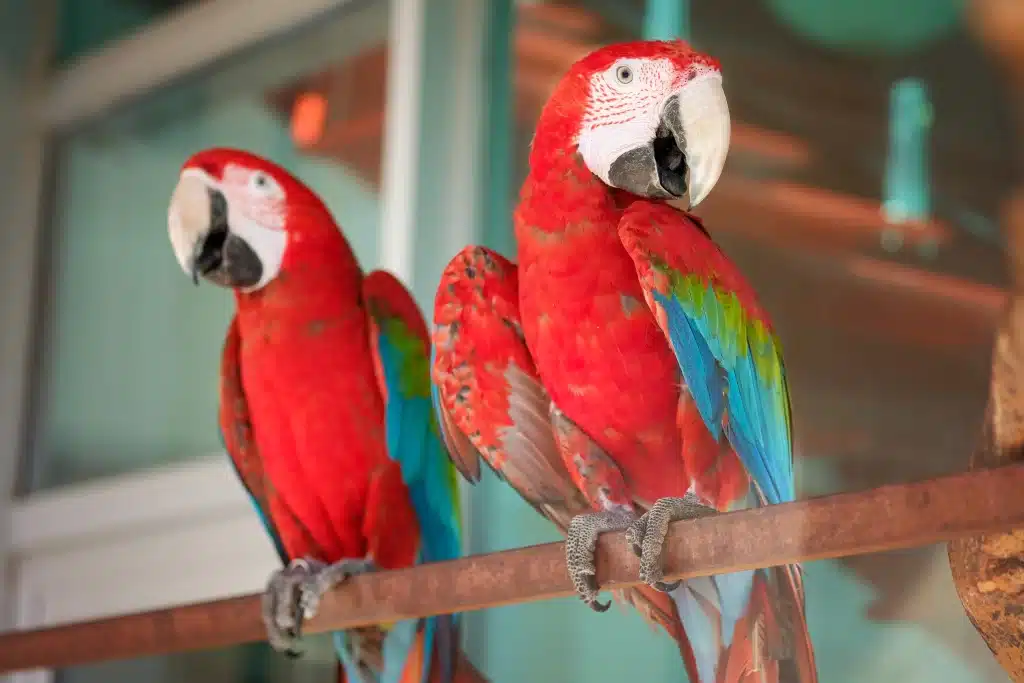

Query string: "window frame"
[0, 0, 489, 680]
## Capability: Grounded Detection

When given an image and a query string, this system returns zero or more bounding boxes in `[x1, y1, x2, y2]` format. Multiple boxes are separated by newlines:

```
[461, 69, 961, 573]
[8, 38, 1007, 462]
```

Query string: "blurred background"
[0, 0, 1019, 681]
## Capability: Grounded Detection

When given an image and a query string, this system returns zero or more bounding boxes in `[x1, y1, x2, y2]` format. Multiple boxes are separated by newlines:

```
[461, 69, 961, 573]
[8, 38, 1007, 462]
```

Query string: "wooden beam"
[695, 176, 957, 254]
[0, 464, 1021, 673]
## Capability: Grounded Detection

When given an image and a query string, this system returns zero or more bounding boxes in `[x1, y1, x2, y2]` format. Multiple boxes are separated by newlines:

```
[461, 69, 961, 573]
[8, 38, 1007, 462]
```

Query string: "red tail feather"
[711, 569, 817, 683]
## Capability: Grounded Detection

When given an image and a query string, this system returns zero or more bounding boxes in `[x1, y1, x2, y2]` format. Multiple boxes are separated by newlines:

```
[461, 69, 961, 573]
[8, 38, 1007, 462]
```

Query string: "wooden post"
[947, 1, 1024, 679]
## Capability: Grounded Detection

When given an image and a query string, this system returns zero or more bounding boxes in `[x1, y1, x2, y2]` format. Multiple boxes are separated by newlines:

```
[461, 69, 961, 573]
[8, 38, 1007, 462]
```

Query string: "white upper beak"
[676, 73, 731, 209]
[168, 169, 215, 278]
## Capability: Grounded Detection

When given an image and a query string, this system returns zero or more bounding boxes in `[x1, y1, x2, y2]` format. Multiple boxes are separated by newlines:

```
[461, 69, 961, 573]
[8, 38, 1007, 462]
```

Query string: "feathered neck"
[515, 141, 635, 243]
[234, 237, 364, 340]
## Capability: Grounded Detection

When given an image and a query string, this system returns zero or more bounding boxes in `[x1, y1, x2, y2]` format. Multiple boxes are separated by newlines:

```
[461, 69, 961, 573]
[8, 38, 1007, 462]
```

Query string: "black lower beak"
[605, 94, 689, 200]
[192, 224, 228, 285]
[652, 95, 688, 198]
[190, 188, 229, 285]
[189, 188, 263, 289]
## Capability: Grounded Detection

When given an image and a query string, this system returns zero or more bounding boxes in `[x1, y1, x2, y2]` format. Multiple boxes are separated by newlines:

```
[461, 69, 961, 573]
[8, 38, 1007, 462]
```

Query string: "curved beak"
[661, 73, 731, 209]
[167, 169, 263, 289]
[603, 72, 731, 207]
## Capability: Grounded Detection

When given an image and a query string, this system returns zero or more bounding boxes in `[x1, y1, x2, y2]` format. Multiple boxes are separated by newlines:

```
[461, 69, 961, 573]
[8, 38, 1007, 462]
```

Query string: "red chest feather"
[515, 172, 692, 503]
[237, 293, 389, 562]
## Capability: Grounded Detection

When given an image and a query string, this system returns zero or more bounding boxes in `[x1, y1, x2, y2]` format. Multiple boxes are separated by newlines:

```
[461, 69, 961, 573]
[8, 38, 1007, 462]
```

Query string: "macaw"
[434, 41, 818, 683]
[166, 148, 483, 683]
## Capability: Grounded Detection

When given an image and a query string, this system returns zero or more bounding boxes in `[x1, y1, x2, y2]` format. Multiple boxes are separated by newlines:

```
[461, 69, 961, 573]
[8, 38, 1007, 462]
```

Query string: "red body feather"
[517, 151, 732, 509]
[228, 254, 420, 569]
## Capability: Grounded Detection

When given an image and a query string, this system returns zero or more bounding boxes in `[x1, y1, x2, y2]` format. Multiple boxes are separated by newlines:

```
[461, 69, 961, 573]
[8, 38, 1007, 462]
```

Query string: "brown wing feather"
[432, 246, 585, 527]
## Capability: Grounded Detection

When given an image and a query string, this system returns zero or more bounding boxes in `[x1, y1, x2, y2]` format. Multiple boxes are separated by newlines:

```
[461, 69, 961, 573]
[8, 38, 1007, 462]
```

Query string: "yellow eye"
[615, 65, 633, 84]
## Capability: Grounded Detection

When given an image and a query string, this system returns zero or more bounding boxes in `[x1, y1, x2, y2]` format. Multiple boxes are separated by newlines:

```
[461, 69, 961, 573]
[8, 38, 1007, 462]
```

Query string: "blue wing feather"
[652, 286, 793, 506]
[659, 295, 726, 441]
[375, 330, 462, 562]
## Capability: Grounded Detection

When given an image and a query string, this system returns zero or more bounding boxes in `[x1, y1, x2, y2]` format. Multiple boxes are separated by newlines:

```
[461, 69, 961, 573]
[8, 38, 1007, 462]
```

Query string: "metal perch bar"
[0, 463, 1022, 673]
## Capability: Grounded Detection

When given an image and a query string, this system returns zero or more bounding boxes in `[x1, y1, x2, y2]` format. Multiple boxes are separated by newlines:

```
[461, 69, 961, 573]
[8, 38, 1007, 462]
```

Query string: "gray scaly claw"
[628, 493, 718, 593]
[565, 509, 635, 612]
[261, 556, 377, 657]
[297, 557, 377, 621]
[262, 558, 324, 656]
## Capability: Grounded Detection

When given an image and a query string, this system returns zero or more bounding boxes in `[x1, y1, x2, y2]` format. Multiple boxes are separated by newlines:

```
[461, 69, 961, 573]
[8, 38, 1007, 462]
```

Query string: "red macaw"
[432, 41, 818, 683]
[167, 148, 482, 683]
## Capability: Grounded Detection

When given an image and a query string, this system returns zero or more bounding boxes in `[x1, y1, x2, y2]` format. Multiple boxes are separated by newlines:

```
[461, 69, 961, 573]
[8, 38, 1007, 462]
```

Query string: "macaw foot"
[566, 508, 636, 612]
[625, 493, 718, 592]
[262, 556, 377, 656]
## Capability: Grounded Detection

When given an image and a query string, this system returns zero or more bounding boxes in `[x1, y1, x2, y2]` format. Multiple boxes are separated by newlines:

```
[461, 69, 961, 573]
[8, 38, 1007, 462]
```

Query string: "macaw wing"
[363, 269, 461, 565]
[218, 316, 288, 564]
[618, 201, 794, 506]
[431, 246, 589, 531]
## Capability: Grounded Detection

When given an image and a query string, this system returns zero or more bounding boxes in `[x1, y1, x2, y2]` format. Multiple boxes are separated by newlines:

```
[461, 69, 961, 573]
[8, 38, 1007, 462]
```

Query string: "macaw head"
[168, 147, 345, 291]
[535, 40, 730, 209]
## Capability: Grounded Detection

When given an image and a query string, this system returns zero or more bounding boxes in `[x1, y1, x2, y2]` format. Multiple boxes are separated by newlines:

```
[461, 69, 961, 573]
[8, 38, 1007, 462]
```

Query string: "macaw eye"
[248, 171, 282, 198]
[615, 65, 633, 84]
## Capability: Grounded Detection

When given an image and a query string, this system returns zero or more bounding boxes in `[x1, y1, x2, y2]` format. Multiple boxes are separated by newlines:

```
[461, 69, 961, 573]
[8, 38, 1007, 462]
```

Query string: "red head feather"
[531, 40, 721, 157]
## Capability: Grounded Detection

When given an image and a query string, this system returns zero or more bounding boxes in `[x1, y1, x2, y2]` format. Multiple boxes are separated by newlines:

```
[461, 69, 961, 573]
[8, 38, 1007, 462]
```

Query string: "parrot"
[431, 40, 818, 683]
[166, 147, 484, 683]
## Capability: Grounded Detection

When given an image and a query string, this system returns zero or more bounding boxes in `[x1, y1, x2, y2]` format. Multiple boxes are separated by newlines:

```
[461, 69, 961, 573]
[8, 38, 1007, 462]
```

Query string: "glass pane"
[472, 0, 1015, 681]
[58, 0, 207, 65]
[56, 639, 336, 683]
[29, 2, 389, 490]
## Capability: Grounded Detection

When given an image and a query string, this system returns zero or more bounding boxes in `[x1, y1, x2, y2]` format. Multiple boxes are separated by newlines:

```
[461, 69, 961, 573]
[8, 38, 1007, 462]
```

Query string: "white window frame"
[0, 0, 487, 680]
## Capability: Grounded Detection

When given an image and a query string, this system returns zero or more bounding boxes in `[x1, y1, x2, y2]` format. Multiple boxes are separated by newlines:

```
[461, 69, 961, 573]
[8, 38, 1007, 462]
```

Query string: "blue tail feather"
[671, 569, 758, 683]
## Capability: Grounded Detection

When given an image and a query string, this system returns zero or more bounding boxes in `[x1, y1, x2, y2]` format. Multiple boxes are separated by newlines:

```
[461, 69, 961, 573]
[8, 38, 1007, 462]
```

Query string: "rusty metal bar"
[0, 463, 1021, 673]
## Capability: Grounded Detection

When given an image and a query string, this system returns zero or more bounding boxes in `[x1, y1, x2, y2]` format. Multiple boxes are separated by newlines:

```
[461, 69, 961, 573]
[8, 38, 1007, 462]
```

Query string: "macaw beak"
[167, 169, 264, 289]
[605, 71, 731, 208]
[658, 72, 731, 209]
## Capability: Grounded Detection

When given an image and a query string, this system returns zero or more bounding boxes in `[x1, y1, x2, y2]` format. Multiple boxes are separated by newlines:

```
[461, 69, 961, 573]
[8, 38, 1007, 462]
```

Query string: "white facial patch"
[577, 57, 676, 186]
[217, 163, 289, 292]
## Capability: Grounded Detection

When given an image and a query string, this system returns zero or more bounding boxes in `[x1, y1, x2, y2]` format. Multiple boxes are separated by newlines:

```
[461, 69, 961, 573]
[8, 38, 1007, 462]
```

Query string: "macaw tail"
[333, 613, 469, 683]
[671, 563, 817, 683]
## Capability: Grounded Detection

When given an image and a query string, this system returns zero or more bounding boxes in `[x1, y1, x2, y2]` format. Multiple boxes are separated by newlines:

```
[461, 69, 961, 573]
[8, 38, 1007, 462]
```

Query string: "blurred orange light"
[291, 91, 327, 148]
